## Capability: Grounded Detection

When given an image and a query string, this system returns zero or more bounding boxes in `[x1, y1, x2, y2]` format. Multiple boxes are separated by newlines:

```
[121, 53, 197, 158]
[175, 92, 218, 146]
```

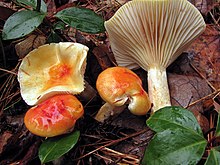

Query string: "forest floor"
[0, 0, 220, 164]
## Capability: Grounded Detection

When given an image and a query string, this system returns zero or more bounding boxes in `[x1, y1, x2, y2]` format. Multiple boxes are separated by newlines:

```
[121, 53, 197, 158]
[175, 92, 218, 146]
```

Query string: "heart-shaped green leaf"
[205, 148, 220, 165]
[2, 10, 45, 40]
[147, 106, 203, 135]
[55, 7, 105, 34]
[142, 129, 207, 165]
[39, 131, 80, 164]
[142, 106, 207, 165]
[16, 0, 47, 13]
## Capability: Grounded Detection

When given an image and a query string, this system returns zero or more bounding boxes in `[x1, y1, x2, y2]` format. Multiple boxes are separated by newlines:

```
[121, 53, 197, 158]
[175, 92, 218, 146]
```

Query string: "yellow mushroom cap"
[18, 42, 89, 105]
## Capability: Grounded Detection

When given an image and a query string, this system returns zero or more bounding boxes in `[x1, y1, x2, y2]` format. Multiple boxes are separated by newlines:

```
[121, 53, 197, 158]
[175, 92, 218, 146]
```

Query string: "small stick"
[101, 147, 139, 163]
[185, 88, 220, 109]
[73, 129, 148, 161]
[0, 68, 17, 75]
[190, 63, 216, 91]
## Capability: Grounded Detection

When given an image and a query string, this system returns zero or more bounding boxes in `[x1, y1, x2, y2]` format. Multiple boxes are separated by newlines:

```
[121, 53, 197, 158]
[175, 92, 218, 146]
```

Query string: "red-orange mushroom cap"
[96, 67, 151, 117]
[24, 94, 83, 137]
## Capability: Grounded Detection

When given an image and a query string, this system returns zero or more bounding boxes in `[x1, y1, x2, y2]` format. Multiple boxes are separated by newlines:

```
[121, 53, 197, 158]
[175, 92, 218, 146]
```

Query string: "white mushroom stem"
[148, 67, 171, 113]
[104, 0, 206, 113]
[95, 103, 126, 122]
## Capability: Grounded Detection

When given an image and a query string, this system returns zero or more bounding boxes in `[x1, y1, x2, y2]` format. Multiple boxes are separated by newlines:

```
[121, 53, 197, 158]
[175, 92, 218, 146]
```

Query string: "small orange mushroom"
[95, 67, 151, 122]
[24, 94, 83, 137]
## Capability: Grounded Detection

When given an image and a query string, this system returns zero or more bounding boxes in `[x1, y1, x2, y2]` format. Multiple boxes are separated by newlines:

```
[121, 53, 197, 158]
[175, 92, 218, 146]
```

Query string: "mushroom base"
[148, 67, 171, 113]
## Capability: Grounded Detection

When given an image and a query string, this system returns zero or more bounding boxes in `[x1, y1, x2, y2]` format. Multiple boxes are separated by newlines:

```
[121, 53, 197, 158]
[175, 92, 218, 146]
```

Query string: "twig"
[190, 63, 216, 91]
[209, 10, 220, 31]
[73, 129, 148, 161]
[93, 153, 113, 163]
[184, 88, 220, 109]
[0, 37, 6, 68]
[101, 147, 140, 164]
[0, 68, 17, 75]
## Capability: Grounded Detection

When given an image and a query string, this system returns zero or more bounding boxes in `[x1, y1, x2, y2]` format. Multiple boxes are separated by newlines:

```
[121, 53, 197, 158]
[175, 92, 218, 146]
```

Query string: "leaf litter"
[0, 0, 220, 164]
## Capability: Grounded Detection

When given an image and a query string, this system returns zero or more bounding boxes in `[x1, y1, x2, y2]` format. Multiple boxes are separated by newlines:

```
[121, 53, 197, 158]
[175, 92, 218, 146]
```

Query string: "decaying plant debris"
[0, 0, 220, 164]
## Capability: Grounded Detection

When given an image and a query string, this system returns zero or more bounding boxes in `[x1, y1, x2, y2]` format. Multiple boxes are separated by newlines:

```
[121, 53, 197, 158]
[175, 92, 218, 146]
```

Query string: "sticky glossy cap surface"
[24, 94, 84, 137]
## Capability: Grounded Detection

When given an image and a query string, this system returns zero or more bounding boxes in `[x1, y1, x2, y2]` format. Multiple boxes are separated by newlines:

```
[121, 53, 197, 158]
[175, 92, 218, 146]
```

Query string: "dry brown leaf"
[169, 74, 212, 112]
[15, 35, 47, 58]
[189, 0, 219, 15]
[0, 131, 12, 154]
[45, 0, 57, 18]
[187, 25, 220, 89]
[213, 96, 220, 112]
[191, 109, 210, 133]
[93, 45, 116, 70]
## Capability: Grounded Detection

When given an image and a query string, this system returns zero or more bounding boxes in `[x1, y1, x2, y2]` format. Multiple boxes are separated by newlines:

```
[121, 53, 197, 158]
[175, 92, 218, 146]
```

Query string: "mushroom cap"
[105, 0, 206, 70]
[18, 42, 89, 105]
[96, 67, 151, 115]
[24, 94, 84, 137]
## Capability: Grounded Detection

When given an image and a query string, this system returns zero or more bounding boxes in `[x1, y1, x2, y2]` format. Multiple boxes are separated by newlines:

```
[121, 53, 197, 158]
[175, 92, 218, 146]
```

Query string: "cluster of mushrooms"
[18, 43, 89, 137]
[18, 0, 206, 137]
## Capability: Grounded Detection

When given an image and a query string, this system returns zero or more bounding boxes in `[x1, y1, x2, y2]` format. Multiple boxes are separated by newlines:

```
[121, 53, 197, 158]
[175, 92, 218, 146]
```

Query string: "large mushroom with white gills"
[105, 0, 206, 112]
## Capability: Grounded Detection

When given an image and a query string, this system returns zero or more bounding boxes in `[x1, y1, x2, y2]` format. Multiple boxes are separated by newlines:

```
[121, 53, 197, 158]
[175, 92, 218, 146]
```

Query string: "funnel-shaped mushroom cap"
[105, 0, 206, 70]
[18, 42, 89, 105]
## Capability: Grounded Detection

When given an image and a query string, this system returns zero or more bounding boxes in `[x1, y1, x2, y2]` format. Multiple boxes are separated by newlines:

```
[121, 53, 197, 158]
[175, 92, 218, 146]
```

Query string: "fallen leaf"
[111, 110, 154, 158]
[45, 0, 57, 18]
[169, 74, 212, 113]
[191, 109, 210, 133]
[15, 35, 46, 58]
[213, 96, 220, 113]
[0, 6, 15, 22]
[189, 0, 219, 15]
[0, 131, 12, 154]
[93, 45, 116, 70]
[187, 25, 220, 89]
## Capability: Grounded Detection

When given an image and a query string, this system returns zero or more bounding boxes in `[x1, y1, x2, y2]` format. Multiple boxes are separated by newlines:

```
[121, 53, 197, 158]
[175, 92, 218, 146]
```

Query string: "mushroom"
[104, 0, 206, 112]
[18, 42, 89, 105]
[95, 67, 151, 122]
[24, 94, 83, 137]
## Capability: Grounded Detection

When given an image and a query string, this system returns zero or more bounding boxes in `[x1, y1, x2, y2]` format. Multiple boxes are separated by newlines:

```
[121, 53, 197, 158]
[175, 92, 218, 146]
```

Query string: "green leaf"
[214, 146, 220, 152]
[47, 31, 62, 43]
[215, 113, 220, 136]
[53, 21, 66, 30]
[205, 148, 220, 165]
[142, 106, 207, 165]
[2, 10, 45, 40]
[147, 106, 203, 135]
[17, 0, 47, 13]
[55, 7, 105, 34]
[39, 131, 80, 164]
[142, 129, 207, 165]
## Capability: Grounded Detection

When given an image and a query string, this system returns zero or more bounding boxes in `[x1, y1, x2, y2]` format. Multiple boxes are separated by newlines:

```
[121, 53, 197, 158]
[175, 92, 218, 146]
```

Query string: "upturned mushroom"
[95, 67, 151, 122]
[24, 94, 83, 137]
[105, 0, 206, 112]
[18, 42, 89, 105]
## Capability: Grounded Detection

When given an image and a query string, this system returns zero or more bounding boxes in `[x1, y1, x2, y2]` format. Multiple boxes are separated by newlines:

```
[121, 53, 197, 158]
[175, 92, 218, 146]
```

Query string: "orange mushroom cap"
[96, 67, 151, 115]
[24, 94, 83, 137]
